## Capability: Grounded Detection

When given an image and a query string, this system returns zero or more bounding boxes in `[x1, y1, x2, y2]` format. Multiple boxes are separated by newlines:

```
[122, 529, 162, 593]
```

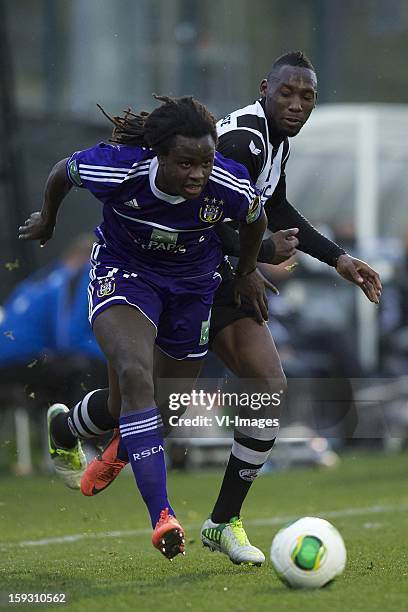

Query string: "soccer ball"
[270, 517, 346, 589]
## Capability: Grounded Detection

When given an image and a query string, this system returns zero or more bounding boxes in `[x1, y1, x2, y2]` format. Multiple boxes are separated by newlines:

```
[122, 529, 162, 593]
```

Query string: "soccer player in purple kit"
[34, 52, 382, 568]
[18, 95, 270, 559]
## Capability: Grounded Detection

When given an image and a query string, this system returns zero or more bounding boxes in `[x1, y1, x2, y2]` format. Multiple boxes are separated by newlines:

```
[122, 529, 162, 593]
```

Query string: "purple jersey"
[66, 144, 261, 277]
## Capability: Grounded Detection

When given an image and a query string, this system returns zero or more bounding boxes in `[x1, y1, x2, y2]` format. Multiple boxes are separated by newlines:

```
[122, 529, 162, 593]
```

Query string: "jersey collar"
[258, 98, 284, 148]
[149, 157, 186, 205]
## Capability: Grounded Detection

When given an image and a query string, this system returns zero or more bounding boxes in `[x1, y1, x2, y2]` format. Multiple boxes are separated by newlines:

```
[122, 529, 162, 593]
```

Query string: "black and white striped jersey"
[217, 98, 289, 205]
[216, 98, 345, 267]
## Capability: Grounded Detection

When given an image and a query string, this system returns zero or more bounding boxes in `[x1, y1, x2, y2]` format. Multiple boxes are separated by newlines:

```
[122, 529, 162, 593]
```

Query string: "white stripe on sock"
[72, 403, 90, 438]
[119, 415, 161, 431]
[120, 423, 163, 438]
[80, 390, 107, 436]
[232, 439, 272, 466]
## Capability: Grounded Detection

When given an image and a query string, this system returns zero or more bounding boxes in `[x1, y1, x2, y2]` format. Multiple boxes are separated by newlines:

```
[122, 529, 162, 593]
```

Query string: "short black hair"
[98, 95, 218, 155]
[267, 51, 316, 81]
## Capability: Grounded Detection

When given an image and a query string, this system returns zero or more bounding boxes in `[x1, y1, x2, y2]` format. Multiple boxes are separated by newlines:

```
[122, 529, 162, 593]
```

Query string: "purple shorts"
[88, 244, 221, 360]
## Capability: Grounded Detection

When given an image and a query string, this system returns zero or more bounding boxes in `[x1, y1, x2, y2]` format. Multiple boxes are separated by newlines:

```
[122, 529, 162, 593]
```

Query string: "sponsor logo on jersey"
[68, 159, 82, 186]
[138, 228, 186, 253]
[133, 230, 187, 254]
[246, 195, 261, 224]
[132, 445, 164, 460]
[239, 468, 261, 482]
[96, 277, 116, 297]
[249, 140, 262, 156]
[150, 228, 178, 245]
[199, 197, 224, 223]
[124, 198, 141, 209]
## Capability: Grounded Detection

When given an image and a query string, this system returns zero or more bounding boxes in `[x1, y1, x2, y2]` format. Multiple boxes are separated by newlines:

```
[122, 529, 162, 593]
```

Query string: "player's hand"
[335, 254, 382, 304]
[233, 268, 279, 324]
[18, 211, 55, 247]
[271, 228, 299, 264]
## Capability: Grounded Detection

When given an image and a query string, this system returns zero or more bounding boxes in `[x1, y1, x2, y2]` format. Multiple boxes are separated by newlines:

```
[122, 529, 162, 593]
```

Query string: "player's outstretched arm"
[18, 158, 71, 247]
[234, 211, 278, 323]
[335, 254, 382, 304]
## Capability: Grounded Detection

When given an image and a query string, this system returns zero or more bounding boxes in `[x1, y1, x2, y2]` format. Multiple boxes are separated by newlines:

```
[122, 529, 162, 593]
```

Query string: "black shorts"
[209, 260, 256, 345]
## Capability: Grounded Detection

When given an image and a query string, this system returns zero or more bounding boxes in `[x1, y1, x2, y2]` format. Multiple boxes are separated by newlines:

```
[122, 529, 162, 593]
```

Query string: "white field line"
[1, 502, 407, 549]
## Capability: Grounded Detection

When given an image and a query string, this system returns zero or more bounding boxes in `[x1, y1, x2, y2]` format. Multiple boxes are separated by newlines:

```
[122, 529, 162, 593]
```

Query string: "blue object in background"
[0, 263, 102, 366]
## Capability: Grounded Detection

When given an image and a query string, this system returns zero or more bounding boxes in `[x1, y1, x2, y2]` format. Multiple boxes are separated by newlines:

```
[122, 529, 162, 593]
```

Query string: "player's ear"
[259, 79, 268, 97]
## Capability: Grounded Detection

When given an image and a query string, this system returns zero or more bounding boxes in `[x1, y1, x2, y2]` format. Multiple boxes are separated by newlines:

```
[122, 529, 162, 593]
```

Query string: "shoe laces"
[229, 517, 248, 546]
[157, 508, 171, 525]
[56, 446, 81, 470]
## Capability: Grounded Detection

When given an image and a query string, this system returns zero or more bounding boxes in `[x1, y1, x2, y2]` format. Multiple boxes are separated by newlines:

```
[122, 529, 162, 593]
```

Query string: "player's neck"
[260, 98, 285, 147]
[155, 166, 178, 196]
[268, 119, 285, 147]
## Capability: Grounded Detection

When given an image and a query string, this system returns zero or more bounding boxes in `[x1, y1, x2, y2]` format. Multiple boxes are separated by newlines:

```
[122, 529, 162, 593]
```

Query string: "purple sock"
[119, 408, 174, 528]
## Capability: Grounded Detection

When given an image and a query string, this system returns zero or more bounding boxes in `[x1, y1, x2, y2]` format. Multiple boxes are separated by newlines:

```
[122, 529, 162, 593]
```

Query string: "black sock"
[51, 388, 115, 449]
[211, 436, 276, 523]
[51, 412, 77, 449]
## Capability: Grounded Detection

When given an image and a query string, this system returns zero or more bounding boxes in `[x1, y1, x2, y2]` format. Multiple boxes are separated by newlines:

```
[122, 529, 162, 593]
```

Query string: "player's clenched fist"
[271, 227, 299, 264]
[233, 268, 279, 324]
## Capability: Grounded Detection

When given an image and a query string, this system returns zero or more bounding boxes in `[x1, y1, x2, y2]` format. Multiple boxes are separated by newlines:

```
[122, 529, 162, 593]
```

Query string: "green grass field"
[1, 451, 407, 611]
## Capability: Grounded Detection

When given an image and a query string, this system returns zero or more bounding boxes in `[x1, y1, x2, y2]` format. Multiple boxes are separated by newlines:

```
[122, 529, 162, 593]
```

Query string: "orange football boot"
[152, 508, 185, 560]
[80, 429, 128, 496]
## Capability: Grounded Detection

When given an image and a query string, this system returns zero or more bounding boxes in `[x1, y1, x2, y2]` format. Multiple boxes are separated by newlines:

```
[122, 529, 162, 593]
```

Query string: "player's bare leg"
[93, 304, 186, 559]
[80, 349, 202, 493]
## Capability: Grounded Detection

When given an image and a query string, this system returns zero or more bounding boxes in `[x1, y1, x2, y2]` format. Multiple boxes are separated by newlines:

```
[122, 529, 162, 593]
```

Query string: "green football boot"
[47, 403, 87, 489]
[201, 516, 265, 566]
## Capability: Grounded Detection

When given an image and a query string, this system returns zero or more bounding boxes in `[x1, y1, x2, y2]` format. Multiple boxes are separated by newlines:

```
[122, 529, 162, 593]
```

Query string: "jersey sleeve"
[66, 143, 144, 202]
[223, 189, 263, 226]
[217, 130, 265, 183]
[212, 154, 263, 225]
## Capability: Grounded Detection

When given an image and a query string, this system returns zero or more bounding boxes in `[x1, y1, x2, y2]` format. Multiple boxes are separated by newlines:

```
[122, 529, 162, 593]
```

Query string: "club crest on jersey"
[199, 197, 223, 223]
[97, 277, 116, 297]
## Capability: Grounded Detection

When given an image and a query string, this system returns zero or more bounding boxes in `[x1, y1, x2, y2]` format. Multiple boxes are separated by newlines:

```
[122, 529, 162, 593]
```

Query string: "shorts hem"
[155, 344, 208, 361]
[89, 296, 158, 336]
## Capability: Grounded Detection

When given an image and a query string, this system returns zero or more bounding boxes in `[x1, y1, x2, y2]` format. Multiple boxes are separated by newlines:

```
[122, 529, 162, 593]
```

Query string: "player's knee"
[255, 368, 287, 397]
[116, 361, 154, 404]
[274, 370, 287, 395]
[233, 356, 287, 395]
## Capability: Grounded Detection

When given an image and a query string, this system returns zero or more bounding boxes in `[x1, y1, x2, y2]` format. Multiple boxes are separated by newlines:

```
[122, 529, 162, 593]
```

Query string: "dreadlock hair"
[97, 95, 218, 155]
[267, 50, 316, 82]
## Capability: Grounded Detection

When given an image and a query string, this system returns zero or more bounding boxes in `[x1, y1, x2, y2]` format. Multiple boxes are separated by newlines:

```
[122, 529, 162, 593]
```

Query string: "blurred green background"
[2, 0, 408, 292]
